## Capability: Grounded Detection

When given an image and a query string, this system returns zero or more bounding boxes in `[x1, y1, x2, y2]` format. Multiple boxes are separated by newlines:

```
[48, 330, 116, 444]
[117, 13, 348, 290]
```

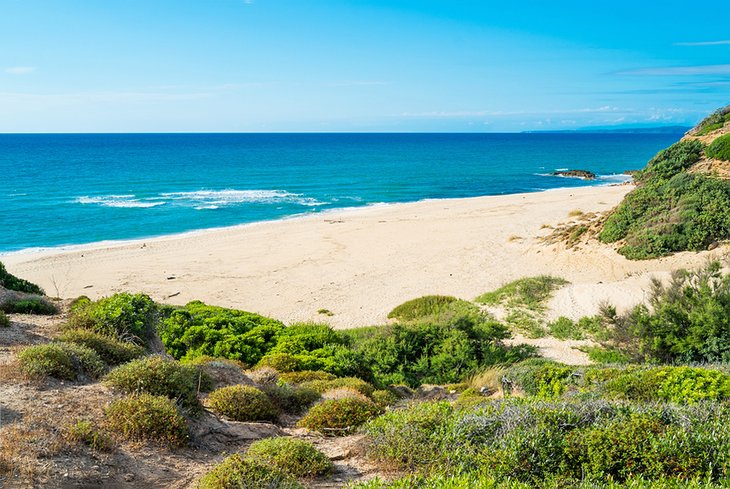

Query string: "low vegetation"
[707, 133, 730, 161]
[0, 297, 58, 315]
[17, 342, 106, 380]
[104, 355, 210, 411]
[206, 385, 278, 422]
[198, 454, 304, 489]
[600, 137, 730, 259]
[104, 394, 189, 447]
[59, 328, 146, 365]
[68, 293, 159, 344]
[297, 397, 382, 435]
[387, 295, 459, 321]
[0, 310, 9, 327]
[244, 437, 333, 477]
[694, 106, 730, 136]
[0, 261, 44, 295]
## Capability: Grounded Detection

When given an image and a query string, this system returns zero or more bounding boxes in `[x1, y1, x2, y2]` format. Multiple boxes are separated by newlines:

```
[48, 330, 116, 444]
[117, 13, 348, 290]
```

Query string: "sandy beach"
[3, 185, 724, 329]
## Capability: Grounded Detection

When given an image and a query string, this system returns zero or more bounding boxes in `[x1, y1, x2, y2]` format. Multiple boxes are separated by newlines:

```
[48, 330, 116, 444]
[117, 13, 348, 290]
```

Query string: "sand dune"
[3, 185, 725, 329]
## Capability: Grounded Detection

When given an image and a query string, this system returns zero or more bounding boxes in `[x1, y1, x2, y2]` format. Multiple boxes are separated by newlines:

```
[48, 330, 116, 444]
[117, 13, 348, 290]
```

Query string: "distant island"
[524, 125, 692, 134]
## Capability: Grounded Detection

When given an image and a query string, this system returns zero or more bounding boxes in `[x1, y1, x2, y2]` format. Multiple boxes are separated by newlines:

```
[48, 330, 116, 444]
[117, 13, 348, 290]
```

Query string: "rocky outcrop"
[551, 169, 597, 180]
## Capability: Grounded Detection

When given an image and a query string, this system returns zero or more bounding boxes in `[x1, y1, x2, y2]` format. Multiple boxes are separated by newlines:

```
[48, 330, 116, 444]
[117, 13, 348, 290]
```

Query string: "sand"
[3, 185, 725, 330]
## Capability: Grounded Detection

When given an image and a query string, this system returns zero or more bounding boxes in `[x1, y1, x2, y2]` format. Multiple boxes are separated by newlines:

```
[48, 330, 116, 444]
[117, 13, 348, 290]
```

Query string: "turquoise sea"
[0, 132, 682, 253]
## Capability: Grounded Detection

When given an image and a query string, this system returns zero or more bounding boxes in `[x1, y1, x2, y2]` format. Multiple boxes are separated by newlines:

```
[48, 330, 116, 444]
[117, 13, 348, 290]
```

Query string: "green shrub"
[182, 356, 250, 389]
[18, 342, 105, 380]
[298, 398, 382, 435]
[66, 420, 114, 452]
[1, 297, 58, 315]
[68, 293, 159, 343]
[260, 383, 321, 414]
[279, 370, 336, 384]
[371, 389, 399, 409]
[363, 401, 454, 469]
[245, 437, 332, 477]
[59, 329, 146, 366]
[256, 353, 302, 372]
[198, 454, 304, 489]
[502, 359, 573, 398]
[207, 385, 277, 422]
[602, 262, 730, 363]
[706, 133, 730, 162]
[104, 355, 209, 411]
[387, 295, 459, 321]
[158, 301, 285, 364]
[581, 346, 630, 364]
[301, 377, 376, 397]
[0, 262, 44, 295]
[475, 276, 568, 311]
[695, 106, 730, 136]
[547, 317, 583, 340]
[0, 310, 9, 327]
[105, 394, 189, 447]
[598, 138, 730, 259]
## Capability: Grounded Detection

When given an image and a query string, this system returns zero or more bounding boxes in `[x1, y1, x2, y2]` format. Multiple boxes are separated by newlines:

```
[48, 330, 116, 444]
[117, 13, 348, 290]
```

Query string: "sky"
[1, 0, 729, 132]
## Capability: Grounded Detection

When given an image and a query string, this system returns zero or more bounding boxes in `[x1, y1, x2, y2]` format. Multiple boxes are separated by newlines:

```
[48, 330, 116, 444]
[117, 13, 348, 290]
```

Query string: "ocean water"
[0, 132, 681, 253]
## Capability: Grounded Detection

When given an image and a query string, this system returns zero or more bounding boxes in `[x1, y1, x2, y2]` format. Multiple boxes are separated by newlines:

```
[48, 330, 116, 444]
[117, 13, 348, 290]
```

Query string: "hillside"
[598, 104, 730, 259]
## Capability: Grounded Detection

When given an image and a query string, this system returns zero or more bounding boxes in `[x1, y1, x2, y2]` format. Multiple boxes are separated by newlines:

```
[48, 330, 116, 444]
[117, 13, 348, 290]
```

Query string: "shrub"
[297, 398, 382, 435]
[256, 352, 302, 372]
[1, 297, 58, 315]
[207, 385, 277, 422]
[104, 355, 210, 411]
[475, 276, 568, 311]
[694, 106, 730, 136]
[105, 394, 189, 447]
[0, 310, 9, 327]
[68, 293, 159, 343]
[260, 383, 321, 414]
[301, 377, 376, 397]
[0, 262, 44, 295]
[17, 342, 105, 380]
[706, 133, 730, 162]
[65, 420, 114, 452]
[387, 295, 459, 321]
[363, 401, 454, 469]
[198, 454, 304, 489]
[371, 389, 399, 409]
[157, 301, 284, 364]
[279, 370, 336, 384]
[59, 329, 146, 366]
[602, 262, 730, 363]
[502, 359, 573, 398]
[182, 356, 251, 389]
[547, 317, 583, 340]
[322, 387, 370, 402]
[245, 437, 332, 477]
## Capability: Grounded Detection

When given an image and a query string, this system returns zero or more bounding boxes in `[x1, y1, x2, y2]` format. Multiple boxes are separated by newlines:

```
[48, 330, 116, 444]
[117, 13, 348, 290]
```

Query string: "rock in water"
[551, 169, 597, 180]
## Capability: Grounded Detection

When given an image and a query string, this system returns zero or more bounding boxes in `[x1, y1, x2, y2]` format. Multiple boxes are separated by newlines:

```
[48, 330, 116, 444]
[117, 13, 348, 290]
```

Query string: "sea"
[0, 132, 683, 254]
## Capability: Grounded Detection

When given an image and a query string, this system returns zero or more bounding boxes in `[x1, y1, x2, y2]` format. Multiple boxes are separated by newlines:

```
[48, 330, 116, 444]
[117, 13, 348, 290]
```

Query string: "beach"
[4, 185, 722, 329]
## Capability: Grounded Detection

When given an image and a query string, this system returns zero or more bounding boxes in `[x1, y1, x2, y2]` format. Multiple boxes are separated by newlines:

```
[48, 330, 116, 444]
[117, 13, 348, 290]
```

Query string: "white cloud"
[674, 40, 730, 46]
[4, 66, 36, 75]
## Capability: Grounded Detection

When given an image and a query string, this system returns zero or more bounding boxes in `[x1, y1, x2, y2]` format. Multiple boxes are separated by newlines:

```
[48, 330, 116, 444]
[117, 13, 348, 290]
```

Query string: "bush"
[59, 329, 146, 366]
[207, 385, 277, 422]
[158, 301, 285, 365]
[68, 293, 159, 343]
[198, 454, 304, 489]
[0, 262, 44, 295]
[475, 276, 568, 311]
[104, 355, 210, 411]
[183, 356, 251, 389]
[371, 389, 399, 409]
[301, 377, 376, 397]
[1, 297, 58, 315]
[297, 398, 382, 435]
[502, 359, 573, 399]
[65, 420, 114, 452]
[256, 353, 302, 372]
[245, 437, 332, 477]
[0, 310, 9, 327]
[602, 262, 730, 363]
[260, 383, 321, 414]
[105, 394, 189, 446]
[18, 342, 106, 380]
[694, 106, 730, 136]
[387, 295, 459, 321]
[279, 370, 336, 384]
[706, 133, 730, 162]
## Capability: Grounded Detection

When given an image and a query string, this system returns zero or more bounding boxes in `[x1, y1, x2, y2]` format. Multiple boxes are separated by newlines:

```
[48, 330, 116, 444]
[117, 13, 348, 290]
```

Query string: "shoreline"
[2, 179, 631, 259]
[4, 184, 723, 329]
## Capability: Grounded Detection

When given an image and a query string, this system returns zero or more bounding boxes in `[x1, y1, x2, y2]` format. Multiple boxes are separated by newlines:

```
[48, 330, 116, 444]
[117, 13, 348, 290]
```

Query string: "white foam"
[74, 195, 166, 208]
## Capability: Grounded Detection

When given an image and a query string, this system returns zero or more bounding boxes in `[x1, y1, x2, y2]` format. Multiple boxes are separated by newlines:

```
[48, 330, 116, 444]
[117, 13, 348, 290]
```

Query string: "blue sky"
[1, 0, 729, 132]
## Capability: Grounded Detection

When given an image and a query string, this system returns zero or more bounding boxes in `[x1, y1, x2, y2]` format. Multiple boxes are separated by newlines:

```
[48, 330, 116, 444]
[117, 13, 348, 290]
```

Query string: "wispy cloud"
[674, 40, 730, 46]
[326, 81, 388, 87]
[617, 64, 730, 76]
[400, 106, 624, 118]
[4, 66, 36, 75]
